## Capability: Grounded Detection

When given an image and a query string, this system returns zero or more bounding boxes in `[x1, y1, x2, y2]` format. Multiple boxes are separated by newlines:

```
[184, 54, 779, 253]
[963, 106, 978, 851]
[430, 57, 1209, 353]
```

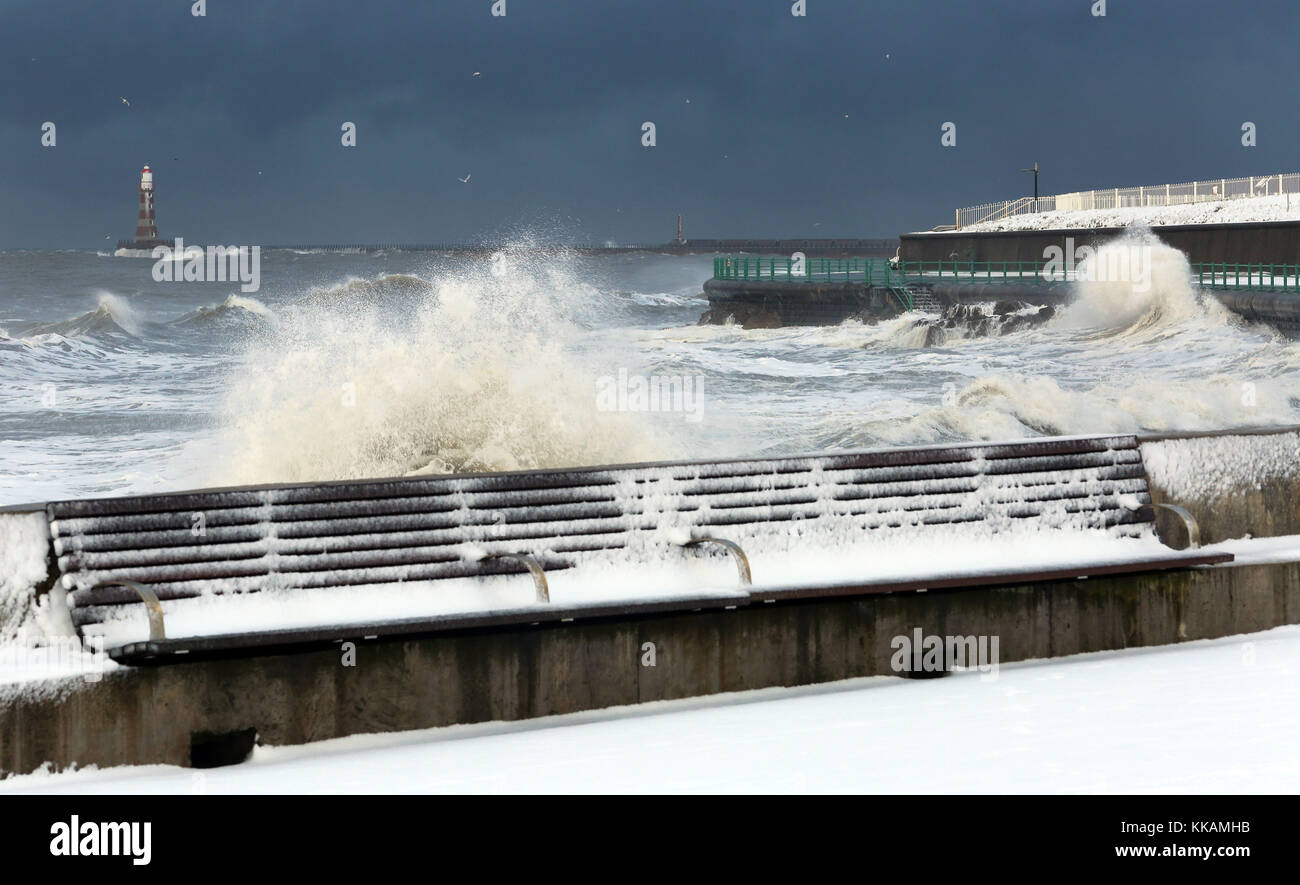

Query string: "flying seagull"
[473, 71, 482, 78]
[120, 96, 130, 108]
[458, 174, 471, 183]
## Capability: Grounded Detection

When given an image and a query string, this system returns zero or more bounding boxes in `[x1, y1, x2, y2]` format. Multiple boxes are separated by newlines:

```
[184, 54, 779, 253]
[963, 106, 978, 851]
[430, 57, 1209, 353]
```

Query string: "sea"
[2, 236, 1298, 505]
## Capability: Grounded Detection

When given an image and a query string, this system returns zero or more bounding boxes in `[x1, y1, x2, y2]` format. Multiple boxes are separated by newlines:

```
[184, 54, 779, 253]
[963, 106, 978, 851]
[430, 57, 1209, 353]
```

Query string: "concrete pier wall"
[1211, 289, 1300, 333]
[900, 220, 1300, 265]
[701, 276, 1298, 333]
[700, 278, 900, 326]
[925, 282, 1075, 305]
[700, 279, 1073, 327]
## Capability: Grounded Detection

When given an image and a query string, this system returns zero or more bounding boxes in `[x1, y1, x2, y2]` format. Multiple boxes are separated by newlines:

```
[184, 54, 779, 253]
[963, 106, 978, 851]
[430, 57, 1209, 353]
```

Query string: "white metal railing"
[955, 196, 1057, 228]
[955, 172, 1300, 229]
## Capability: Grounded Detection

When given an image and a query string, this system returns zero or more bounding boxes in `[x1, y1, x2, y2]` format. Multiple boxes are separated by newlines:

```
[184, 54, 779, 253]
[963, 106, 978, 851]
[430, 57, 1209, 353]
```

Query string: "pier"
[701, 255, 1300, 332]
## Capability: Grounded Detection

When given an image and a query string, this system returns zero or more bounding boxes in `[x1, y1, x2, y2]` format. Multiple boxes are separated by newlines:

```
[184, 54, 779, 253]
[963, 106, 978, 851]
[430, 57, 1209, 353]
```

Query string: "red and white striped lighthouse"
[133, 165, 159, 243]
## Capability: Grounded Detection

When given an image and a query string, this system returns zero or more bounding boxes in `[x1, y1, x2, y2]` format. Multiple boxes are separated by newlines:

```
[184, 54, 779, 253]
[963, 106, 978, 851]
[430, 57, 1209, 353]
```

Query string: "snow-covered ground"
[938, 193, 1300, 233]
[6, 624, 1298, 794]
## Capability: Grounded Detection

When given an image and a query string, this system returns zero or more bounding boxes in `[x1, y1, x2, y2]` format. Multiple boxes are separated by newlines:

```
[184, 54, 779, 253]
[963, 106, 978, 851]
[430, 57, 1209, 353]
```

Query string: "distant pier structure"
[256, 238, 901, 257]
[116, 165, 174, 251]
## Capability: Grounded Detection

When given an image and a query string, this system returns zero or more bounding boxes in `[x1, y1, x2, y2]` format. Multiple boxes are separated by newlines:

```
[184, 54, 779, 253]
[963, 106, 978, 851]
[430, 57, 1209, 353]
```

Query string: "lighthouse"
[133, 165, 159, 244]
[114, 164, 176, 256]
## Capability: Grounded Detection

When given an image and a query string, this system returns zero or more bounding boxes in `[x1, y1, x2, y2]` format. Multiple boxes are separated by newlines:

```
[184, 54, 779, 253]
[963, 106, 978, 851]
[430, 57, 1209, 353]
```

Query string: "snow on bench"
[44, 434, 1229, 663]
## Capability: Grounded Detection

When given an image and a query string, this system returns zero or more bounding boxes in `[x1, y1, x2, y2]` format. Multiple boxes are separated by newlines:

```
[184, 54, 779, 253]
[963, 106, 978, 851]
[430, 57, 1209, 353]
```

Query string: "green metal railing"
[711, 256, 1051, 284]
[710, 257, 916, 309]
[1190, 263, 1300, 292]
[712, 256, 1300, 294]
[717, 253, 1050, 280]
[711, 256, 895, 283]
[899, 259, 1050, 280]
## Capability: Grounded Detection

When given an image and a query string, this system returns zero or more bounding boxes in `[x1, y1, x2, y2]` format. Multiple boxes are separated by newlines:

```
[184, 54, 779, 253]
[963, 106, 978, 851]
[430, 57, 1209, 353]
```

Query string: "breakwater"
[221, 239, 902, 257]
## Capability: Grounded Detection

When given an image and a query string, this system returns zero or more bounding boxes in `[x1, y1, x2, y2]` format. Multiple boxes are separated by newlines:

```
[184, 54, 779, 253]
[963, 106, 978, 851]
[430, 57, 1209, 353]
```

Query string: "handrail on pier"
[711, 256, 1051, 285]
[712, 256, 1300, 294]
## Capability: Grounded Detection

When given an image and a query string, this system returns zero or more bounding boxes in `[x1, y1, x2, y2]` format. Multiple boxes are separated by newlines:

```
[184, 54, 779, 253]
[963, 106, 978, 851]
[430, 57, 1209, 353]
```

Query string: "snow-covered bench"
[45, 434, 1229, 664]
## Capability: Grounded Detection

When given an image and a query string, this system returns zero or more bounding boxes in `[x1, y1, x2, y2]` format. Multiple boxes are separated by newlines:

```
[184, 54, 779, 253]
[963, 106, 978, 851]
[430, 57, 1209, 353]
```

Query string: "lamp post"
[1020, 162, 1039, 211]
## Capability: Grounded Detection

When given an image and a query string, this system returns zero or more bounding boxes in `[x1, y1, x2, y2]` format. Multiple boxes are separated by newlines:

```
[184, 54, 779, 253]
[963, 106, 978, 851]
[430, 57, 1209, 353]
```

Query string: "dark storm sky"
[2, 0, 1297, 248]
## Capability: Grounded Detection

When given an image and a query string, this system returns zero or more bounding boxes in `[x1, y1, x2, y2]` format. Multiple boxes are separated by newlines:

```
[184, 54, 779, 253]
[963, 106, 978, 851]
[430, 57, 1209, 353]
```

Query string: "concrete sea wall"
[701, 276, 1298, 334]
[3, 560, 1298, 776]
[700, 279, 902, 326]
[900, 220, 1300, 265]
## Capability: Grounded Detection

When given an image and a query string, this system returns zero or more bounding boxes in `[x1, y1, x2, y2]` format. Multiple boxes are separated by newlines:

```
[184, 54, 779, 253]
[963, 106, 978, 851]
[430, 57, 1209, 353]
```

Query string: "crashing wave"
[173, 293, 273, 326]
[19, 293, 141, 338]
[296, 273, 435, 308]
[206, 250, 669, 485]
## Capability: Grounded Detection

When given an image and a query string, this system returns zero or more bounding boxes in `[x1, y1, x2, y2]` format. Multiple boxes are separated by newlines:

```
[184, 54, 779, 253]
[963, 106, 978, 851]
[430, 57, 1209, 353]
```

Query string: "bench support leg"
[485, 553, 550, 603]
[86, 580, 167, 641]
[1154, 503, 1201, 549]
[681, 537, 753, 586]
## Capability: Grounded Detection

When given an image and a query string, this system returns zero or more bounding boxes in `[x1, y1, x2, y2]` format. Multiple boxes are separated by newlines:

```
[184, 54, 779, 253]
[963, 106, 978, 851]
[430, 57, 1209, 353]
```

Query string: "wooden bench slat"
[47, 436, 1140, 519]
[51, 456, 1146, 539]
